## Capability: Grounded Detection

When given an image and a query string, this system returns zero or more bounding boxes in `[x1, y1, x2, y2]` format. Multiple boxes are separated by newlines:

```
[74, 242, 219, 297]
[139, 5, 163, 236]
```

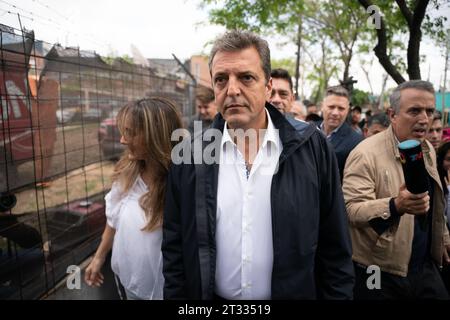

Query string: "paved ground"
[45, 253, 120, 300]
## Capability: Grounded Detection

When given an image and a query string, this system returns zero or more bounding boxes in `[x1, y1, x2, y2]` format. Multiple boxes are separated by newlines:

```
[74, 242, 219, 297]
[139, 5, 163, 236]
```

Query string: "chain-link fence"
[0, 23, 196, 299]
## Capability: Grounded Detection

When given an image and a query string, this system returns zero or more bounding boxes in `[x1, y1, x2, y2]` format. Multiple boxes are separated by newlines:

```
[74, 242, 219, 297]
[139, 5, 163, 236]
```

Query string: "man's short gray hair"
[324, 85, 350, 100]
[389, 80, 435, 114]
[208, 30, 271, 83]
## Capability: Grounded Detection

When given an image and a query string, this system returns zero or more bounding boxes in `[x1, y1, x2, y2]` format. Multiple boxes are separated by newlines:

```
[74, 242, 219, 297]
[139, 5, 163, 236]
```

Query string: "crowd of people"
[84, 30, 450, 300]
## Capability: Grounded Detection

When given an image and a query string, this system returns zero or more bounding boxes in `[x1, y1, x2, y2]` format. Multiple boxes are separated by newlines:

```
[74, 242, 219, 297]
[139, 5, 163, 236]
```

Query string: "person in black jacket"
[162, 30, 354, 300]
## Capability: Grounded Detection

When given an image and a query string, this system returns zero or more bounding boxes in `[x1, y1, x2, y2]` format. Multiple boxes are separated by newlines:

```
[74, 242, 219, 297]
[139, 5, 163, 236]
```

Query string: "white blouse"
[105, 176, 163, 300]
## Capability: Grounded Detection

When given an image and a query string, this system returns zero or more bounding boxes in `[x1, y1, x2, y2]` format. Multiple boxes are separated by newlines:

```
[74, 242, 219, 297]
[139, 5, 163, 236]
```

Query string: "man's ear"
[387, 107, 396, 122]
[265, 77, 273, 99]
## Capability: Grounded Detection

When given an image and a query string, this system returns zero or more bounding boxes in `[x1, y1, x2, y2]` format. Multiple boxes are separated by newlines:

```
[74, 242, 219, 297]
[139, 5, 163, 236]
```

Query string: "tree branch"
[358, 0, 406, 84]
[406, 0, 430, 79]
[395, 0, 413, 27]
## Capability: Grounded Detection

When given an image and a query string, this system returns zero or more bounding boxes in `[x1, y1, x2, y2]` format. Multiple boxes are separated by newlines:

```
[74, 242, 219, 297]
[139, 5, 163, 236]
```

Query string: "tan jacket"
[343, 126, 450, 277]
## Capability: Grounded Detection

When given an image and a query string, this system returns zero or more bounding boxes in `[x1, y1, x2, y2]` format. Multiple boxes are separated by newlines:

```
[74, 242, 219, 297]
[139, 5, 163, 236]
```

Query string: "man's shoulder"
[286, 118, 327, 146]
[340, 122, 363, 141]
[287, 117, 313, 134]
[351, 130, 388, 158]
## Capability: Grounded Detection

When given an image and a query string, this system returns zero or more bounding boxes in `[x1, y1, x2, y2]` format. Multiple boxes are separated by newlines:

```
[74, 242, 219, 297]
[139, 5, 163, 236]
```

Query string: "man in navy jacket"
[162, 30, 354, 300]
[319, 86, 363, 179]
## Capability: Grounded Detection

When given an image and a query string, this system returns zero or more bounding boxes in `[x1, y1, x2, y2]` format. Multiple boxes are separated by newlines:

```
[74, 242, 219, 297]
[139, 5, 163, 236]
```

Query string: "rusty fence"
[0, 23, 196, 299]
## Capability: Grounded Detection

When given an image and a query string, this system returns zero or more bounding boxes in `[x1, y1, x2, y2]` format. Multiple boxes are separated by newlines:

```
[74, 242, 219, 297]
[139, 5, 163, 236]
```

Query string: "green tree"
[302, 1, 366, 82]
[303, 38, 340, 103]
[199, 0, 366, 95]
[271, 58, 296, 78]
[351, 88, 371, 107]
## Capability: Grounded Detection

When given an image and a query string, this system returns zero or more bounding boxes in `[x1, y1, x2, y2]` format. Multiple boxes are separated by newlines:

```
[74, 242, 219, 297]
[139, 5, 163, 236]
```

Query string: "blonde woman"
[84, 97, 183, 300]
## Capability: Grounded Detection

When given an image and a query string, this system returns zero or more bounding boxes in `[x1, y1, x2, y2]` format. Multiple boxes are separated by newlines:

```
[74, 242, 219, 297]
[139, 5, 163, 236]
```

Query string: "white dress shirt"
[105, 176, 164, 300]
[215, 109, 283, 300]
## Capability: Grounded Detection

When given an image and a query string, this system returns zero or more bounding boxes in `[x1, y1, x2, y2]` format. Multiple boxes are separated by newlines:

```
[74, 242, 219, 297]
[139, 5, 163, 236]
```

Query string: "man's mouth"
[225, 104, 245, 111]
[412, 128, 426, 137]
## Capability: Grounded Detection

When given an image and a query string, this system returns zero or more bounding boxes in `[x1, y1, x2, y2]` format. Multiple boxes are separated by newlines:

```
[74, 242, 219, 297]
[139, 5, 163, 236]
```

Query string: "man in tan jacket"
[343, 80, 450, 299]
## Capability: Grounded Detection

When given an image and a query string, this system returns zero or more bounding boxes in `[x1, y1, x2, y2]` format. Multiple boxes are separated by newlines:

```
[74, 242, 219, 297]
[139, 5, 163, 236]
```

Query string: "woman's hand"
[84, 256, 105, 287]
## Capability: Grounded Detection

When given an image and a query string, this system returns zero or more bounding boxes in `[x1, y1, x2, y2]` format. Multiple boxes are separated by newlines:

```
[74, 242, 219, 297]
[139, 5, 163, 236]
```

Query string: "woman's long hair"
[112, 97, 183, 231]
[437, 141, 450, 197]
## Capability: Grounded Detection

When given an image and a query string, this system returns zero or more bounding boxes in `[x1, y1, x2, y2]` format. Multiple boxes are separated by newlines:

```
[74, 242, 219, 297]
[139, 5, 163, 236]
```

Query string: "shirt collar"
[320, 121, 343, 138]
[221, 109, 280, 151]
[390, 125, 431, 159]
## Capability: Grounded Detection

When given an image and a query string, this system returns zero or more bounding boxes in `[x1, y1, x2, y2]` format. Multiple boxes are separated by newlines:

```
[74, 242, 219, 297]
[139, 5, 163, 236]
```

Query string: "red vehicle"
[0, 28, 57, 192]
[98, 112, 125, 160]
[1, 31, 34, 192]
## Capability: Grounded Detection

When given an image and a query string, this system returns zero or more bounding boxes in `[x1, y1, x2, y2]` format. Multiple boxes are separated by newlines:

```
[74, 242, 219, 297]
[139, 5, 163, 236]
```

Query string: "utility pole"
[294, 15, 302, 100]
[172, 53, 197, 86]
[442, 30, 450, 114]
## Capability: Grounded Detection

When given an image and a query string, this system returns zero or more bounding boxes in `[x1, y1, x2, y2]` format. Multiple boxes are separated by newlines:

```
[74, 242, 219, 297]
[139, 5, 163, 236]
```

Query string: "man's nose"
[331, 108, 340, 115]
[226, 77, 241, 96]
[270, 92, 282, 105]
[418, 110, 431, 124]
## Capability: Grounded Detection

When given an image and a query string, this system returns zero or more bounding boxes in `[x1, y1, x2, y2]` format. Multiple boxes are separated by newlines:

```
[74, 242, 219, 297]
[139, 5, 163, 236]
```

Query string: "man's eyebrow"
[237, 71, 258, 76]
[213, 72, 227, 77]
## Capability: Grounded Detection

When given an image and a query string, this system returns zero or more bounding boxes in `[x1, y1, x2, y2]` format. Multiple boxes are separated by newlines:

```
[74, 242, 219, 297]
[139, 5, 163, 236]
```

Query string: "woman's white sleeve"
[104, 182, 123, 229]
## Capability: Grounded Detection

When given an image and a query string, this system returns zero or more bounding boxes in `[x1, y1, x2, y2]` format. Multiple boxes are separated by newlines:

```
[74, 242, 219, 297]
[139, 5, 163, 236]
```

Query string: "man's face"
[365, 123, 387, 138]
[443, 149, 450, 172]
[351, 110, 361, 124]
[211, 47, 271, 130]
[268, 78, 293, 114]
[390, 88, 435, 142]
[196, 100, 218, 121]
[321, 95, 350, 131]
[307, 105, 318, 115]
[426, 118, 443, 149]
[290, 101, 304, 121]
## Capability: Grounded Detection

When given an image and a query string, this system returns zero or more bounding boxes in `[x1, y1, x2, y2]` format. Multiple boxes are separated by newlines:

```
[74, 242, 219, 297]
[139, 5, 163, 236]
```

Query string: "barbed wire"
[0, 0, 62, 26]
[31, 0, 71, 22]
[1, 5, 111, 50]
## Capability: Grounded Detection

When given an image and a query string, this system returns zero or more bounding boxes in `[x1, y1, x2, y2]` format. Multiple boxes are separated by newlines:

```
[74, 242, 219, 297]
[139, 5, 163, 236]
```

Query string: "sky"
[1, 0, 449, 99]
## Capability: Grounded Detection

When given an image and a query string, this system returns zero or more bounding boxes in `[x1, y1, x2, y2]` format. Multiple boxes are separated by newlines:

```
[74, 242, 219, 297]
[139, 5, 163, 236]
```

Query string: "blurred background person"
[304, 99, 320, 116]
[363, 112, 390, 138]
[358, 109, 372, 131]
[349, 106, 363, 135]
[189, 85, 218, 133]
[268, 68, 294, 115]
[437, 141, 450, 292]
[427, 110, 443, 150]
[290, 100, 306, 121]
[305, 113, 323, 123]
